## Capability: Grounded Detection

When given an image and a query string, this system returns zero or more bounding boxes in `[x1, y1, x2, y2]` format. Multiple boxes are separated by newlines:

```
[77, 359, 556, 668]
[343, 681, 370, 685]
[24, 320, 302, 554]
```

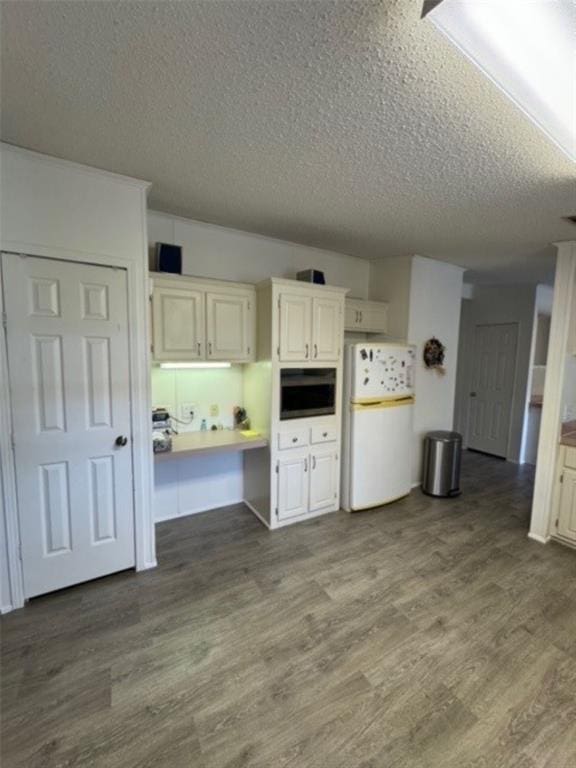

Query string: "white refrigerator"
[341, 342, 416, 511]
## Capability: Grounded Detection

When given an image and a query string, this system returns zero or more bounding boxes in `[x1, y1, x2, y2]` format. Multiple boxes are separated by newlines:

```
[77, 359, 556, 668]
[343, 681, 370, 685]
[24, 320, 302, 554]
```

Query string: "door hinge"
[18, 543, 22, 562]
[275, 507, 279, 517]
[278, 297, 281, 309]
[275, 463, 279, 474]
[555, 517, 559, 528]
[10, 432, 15, 450]
[277, 345, 280, 357]
[1, 311, 6, 330]
[560, 473, 564, 483]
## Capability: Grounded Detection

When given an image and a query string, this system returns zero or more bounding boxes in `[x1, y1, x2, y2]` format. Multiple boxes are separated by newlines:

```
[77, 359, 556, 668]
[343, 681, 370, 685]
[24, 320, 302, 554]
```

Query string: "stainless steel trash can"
[422, 431, 462, 497]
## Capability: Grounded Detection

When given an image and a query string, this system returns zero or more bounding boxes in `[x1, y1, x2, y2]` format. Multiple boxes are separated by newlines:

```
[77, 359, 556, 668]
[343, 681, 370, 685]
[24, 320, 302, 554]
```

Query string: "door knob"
[469, 392, 477, 398]
[115, 435, 128, 447]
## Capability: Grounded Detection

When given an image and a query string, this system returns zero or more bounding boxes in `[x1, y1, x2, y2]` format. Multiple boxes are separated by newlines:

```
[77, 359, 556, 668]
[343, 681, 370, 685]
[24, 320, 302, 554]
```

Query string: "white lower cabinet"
[309, 448, 338, 512]
[557, 466, 576, 543]
[277, 453, 309, 520]
[276, 445, 338, 522]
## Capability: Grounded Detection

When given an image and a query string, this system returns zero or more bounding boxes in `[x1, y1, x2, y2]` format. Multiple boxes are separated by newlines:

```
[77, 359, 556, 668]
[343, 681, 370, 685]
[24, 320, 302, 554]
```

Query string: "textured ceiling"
[1, 0, 575, 283]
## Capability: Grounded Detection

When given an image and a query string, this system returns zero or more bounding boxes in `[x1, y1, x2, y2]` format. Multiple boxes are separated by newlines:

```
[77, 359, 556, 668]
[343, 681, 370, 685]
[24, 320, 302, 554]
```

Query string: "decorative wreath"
[423, 337, 446, 375]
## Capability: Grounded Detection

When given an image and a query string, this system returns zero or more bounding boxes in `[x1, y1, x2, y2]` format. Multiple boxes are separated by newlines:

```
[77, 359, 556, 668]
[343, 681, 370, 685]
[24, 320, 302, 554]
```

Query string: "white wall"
[369, 256, 412, 339]
[149, 211, 370, 297]
[407, 256, 464, 484]
[369, 254, 464, 485]
[0, 144, 153, 612]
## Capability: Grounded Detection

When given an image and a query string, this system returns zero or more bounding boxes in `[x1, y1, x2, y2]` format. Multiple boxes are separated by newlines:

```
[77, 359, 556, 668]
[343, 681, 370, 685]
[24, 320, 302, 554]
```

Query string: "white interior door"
[277, 454, 308, 520]
[206, 291, 250, 360]
[279, 293, 312, 361]
[2, 254, 135, 598]
[152, 285, 204, 361]
[309, 448, 338, 511]
[468, 323, 518, 458]
[312, 296, 341, 361]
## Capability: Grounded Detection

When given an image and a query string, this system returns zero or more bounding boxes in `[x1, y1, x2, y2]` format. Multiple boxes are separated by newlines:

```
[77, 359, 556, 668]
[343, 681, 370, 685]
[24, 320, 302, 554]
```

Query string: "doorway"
[467, 322, 519, 458]
[2, 253, 136, 598]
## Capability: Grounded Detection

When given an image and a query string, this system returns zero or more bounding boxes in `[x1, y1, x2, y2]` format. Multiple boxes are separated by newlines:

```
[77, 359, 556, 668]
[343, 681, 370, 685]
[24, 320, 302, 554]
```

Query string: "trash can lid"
[426, 430, 462, 442]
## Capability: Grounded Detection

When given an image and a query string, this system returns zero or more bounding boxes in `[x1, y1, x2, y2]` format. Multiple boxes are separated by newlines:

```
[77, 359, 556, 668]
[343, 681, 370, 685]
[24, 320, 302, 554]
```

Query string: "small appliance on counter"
[152, 407, 172, 453]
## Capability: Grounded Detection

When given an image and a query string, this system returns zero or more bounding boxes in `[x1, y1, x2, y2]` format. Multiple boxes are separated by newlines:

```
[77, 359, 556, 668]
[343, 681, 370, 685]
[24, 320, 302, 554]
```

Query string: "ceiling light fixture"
[159, 362, 232, 370]
[425, 0, 576, 162]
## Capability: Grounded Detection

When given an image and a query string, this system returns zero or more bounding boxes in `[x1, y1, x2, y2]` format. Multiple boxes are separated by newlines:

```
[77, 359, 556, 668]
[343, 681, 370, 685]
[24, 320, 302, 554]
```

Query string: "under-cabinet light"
[426, 0, 575, 162]
[159, 362, 232, 370]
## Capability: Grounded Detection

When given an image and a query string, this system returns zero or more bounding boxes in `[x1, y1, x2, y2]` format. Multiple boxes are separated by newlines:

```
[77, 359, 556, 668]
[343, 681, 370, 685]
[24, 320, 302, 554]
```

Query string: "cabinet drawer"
[278, 429, 309, 450]
[565, 447, 576, 470]
[310, 425, 338, 444]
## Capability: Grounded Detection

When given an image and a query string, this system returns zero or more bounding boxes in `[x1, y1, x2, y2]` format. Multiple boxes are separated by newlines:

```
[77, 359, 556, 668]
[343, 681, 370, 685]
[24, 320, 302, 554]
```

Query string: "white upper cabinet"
[152, 285, 205, 361]
[344, 298, 388, 334]
[151, 275, 255, 363]
[279, 293, 313, 361]
[312, 296, 342, 361]
[278, 286, 344, 363]
[206, 292, 252, 361]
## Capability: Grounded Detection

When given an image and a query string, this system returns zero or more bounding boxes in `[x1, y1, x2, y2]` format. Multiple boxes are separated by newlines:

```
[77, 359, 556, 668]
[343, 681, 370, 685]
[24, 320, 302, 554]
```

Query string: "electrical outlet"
[209, 404, 219, 417]
[180, 403, 196, 422]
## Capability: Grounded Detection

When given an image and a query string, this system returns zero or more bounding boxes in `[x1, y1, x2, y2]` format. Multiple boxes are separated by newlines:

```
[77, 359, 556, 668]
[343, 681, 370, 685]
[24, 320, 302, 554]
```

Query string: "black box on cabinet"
[296, 269, 325, 285]
[156, 243, 182, 274]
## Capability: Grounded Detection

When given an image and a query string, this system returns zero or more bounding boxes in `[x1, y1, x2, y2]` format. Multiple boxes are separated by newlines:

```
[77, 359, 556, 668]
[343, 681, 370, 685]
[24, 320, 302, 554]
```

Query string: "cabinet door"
[365, 302, 388, 334]
[312, 296, 342, 361]
[557, 468, 576, 542]
[344, 300, 363, 331]
[206, 291, 252, 361]
[279, 293, 312, 361]
[152, 286, 205, 361]
[309, 448, 338, 512]
[277, 455, 309, 520]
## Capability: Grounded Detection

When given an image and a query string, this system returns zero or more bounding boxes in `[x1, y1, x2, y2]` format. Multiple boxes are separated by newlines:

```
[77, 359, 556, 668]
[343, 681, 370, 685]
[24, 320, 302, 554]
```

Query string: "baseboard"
[1, 603, 14, 614]
[527, 531, 550, 545]
[411, 481, 421, 489]
[155, 496, 244, 523]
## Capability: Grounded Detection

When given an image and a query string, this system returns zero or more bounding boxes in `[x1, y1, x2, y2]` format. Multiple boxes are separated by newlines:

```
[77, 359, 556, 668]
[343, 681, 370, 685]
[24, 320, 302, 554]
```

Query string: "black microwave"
[280, 368, 336, 420]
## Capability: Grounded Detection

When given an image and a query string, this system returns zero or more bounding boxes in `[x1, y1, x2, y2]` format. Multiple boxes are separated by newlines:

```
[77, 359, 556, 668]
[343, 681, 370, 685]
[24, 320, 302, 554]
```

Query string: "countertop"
[561, 420, 576, 448]
[154, 430, 268, 460]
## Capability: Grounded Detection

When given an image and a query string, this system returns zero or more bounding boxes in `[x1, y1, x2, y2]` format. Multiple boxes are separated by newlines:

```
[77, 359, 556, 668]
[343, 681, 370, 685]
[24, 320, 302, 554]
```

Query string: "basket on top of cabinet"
[150, 273, 256, 363]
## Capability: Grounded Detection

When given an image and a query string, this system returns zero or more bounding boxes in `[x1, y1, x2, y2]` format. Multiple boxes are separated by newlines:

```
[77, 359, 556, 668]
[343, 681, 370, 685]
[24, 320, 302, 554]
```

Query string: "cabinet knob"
[292, 437, 298, 443]
[322, 432, 328, 437]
